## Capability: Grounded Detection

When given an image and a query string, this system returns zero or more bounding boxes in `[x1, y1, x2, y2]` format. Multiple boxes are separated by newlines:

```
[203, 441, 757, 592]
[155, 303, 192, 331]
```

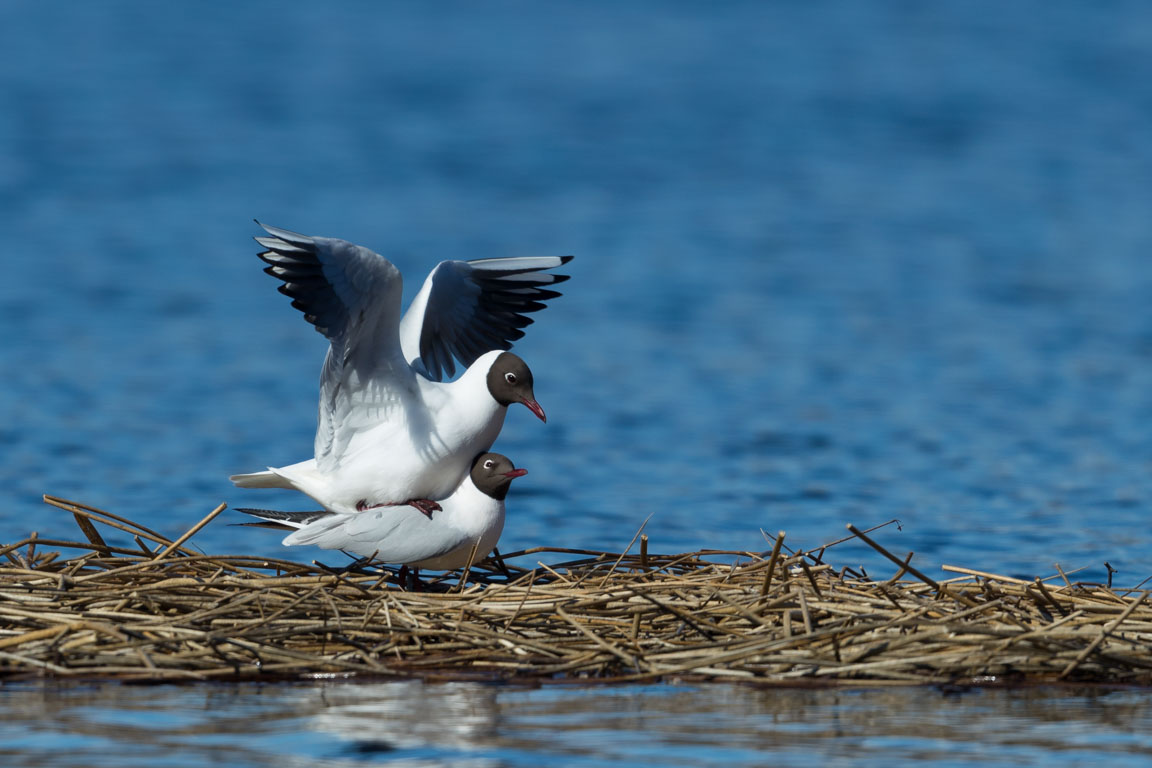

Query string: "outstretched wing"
[398, 255, 574, 381]
[254, 222, 411, 465]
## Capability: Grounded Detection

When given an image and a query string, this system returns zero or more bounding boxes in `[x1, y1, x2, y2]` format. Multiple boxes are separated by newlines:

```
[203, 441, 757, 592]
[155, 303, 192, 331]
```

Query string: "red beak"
[521, 398, 547, 423]
[503, 468, 528, 479]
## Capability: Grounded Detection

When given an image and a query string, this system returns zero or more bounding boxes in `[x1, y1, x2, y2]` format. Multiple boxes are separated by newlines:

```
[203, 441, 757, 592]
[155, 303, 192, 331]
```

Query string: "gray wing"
[332, 508, 473, 563]
[398, 254, 573, 381]
[279, 505, 471, 563]
[254, 222, 410, 464]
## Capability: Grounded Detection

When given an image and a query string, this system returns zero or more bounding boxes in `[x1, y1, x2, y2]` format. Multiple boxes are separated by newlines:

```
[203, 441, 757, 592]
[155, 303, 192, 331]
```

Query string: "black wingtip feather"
[237, 507, 333, 525]
[493, 312, 535, 329]
[519, 288, 564, 301]
[233, 521, 294, 530]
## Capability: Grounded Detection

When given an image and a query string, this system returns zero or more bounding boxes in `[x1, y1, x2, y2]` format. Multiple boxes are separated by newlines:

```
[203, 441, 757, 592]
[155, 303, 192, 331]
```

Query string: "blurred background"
[3, 0, 1152, 582]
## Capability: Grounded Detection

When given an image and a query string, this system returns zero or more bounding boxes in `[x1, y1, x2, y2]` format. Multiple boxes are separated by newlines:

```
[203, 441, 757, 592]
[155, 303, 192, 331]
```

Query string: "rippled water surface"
[4, 681, 1152, 768]
[4, 0, 1152, 763]
[5, 0, 1152, 578]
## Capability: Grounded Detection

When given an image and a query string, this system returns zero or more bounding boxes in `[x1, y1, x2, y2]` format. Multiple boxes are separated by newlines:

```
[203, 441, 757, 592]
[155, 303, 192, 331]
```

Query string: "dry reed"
[0, 495, 1147, 686]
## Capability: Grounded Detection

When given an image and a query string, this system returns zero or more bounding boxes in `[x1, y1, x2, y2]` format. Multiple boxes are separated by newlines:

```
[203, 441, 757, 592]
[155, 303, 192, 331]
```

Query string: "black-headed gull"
[230, 223, 571, 514]
[238, 452, 526, 570]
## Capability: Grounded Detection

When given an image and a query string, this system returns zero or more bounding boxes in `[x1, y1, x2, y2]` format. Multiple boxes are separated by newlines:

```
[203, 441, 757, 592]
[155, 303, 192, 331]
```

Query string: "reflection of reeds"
[0, 496, 1147, 685]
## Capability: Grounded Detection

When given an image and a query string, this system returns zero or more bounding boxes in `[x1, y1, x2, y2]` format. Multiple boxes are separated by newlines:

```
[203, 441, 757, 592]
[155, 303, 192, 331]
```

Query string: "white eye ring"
[483, 460, 495, 469]
[505, 372, 517, 384]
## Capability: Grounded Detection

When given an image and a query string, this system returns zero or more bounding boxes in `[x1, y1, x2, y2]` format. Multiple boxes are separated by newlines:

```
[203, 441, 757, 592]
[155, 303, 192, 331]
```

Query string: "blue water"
[4, 0, 1152, 763]
[2, 682, 1152, 768]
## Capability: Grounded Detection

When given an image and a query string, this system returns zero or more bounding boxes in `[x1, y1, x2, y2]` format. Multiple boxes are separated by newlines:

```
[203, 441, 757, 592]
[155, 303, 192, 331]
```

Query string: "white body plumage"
[229, 223, 569, 510]
[241, 453, 526, 569]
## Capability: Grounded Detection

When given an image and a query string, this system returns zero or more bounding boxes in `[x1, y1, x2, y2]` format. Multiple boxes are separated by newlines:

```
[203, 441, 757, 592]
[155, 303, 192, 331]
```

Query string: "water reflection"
[1, 681, 1151, 767]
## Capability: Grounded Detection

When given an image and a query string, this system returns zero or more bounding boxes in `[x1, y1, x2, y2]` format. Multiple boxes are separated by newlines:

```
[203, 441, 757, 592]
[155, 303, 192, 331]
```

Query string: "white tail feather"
[229, 469, 293, 489]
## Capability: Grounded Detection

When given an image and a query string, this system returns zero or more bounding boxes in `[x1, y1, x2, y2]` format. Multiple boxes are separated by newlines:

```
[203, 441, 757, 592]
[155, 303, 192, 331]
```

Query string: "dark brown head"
[485, 351, 546, 422]
[469, 452, 527, 500]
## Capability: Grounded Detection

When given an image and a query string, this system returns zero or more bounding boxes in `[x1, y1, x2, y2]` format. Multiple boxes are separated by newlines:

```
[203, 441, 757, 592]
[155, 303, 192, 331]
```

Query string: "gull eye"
[483, 459, 495, 469]
[505, 372, 518, 385]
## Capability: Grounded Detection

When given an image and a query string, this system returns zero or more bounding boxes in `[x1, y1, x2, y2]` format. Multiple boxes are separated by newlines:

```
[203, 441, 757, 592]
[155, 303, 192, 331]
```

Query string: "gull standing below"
[230, 223, 572, 514]
[238, 452, 526, 571]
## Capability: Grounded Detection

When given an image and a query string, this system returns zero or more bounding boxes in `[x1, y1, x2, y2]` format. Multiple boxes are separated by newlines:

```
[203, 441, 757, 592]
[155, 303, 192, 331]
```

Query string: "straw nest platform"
[0, 496, 1148, 686]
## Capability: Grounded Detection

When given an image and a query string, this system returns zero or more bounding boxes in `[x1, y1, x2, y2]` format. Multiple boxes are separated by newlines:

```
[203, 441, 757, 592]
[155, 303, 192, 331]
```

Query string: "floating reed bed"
[0, 495, 1148, 686]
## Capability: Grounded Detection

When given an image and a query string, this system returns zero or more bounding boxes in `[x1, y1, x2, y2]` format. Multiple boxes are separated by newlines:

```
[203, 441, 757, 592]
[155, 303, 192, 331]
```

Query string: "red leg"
[406, 499, 441, 518]
[396, 565, 423, 591]
[355, 499, 440, 518]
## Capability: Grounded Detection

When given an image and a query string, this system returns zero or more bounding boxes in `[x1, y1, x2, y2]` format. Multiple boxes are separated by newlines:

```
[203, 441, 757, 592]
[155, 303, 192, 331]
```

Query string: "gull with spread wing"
[230, 222, 571, 515]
